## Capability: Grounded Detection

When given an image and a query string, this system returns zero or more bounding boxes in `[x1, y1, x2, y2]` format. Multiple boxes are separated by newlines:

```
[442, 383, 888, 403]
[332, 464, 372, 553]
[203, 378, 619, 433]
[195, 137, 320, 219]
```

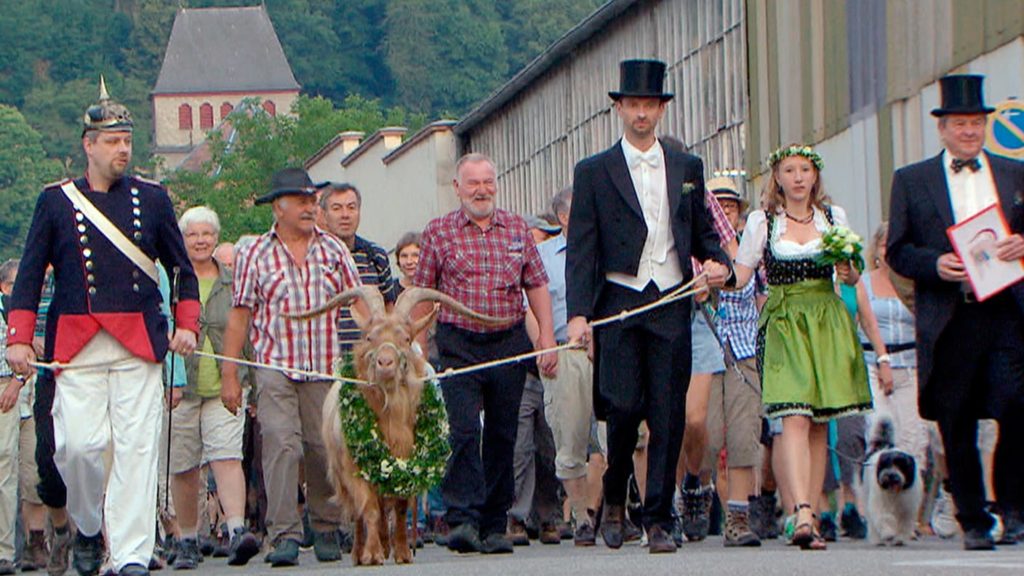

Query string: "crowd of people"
[0, 58, 1022, 576]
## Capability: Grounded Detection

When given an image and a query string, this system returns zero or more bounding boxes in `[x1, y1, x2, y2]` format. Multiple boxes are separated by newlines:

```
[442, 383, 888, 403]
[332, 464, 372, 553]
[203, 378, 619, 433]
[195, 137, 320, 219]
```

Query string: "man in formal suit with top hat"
[887, 73, 1024, 549]
[5, 79, 200, 576]
[566, 59, 732, 553]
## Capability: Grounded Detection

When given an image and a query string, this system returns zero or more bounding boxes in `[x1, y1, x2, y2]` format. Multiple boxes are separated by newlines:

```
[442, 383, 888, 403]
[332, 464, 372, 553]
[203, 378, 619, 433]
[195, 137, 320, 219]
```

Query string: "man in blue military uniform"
[5, 79, 199, 576]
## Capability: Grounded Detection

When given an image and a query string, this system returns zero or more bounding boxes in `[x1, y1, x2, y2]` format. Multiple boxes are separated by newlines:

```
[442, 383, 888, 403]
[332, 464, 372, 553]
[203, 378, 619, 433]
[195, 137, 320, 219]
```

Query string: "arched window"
[220, 102, 234, 119]
[178, 104, 192, 130]
[262, 100, 276, 116]
[199, 103, 214, 130]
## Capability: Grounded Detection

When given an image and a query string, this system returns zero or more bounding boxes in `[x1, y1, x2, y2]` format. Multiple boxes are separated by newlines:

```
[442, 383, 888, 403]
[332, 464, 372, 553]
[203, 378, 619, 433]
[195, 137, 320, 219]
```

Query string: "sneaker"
[445, 523, 481, 554]
[72, 532, 105, 576]
[840, 504, 867, 540]
[22, 530, 49, 572]
[264, 539, 299, 568]
[312, 530, 341, 562]
[226, 528, 260, 567]
[171, 539, 199, 571]
[47, 525, 73, 576]
[506, 518, 529, 546]
[724, 508, 761, 547]
[819, 512, 838, 542]
[931, 485, 959, 539]
[480, 533, 513, 555]
[0, 560, 15, 576]
[573, 522, 596, 547]
[680, 484, 713, 541]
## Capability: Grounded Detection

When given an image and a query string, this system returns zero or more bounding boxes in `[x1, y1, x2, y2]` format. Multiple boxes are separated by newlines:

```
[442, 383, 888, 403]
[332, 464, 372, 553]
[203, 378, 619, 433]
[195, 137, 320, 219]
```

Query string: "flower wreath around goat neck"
[335, 357, 451, 498]
[767, 145, 825, 172]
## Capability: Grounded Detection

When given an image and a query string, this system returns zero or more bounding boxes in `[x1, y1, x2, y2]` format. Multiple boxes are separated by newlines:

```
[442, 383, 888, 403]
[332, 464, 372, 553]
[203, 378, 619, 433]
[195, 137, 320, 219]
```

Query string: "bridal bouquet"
[817, 225, 865, 272]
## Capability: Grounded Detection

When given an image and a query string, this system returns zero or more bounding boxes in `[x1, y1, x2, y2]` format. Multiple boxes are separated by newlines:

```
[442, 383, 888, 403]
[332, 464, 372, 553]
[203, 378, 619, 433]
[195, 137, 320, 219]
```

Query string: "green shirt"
[196, 276, 221, 398]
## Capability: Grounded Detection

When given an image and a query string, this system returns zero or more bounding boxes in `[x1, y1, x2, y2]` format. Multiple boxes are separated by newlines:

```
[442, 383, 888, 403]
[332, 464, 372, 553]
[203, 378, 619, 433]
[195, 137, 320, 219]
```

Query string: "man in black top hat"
[566, 59, 732, 553]
[888, 73, 1024, 549]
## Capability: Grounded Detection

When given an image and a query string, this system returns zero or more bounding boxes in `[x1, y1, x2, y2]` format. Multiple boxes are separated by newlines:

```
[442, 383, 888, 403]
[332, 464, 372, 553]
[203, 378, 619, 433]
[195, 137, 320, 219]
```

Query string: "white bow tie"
[630, 149, 661, 169]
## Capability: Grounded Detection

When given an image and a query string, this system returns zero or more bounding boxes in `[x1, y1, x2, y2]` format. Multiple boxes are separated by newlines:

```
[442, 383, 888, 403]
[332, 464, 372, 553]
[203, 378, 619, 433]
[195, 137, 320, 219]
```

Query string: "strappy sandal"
[791, 504, 815, 549]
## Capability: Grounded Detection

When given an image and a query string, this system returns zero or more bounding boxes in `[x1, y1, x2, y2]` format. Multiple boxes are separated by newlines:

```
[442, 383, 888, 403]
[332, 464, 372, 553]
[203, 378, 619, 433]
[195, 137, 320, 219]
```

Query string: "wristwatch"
[876, 354, 891, 365]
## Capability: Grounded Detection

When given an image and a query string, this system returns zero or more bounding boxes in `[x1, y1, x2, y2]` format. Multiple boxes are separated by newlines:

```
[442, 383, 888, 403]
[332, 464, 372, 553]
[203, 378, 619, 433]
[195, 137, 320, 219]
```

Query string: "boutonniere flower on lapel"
[681, 182, 696, 196]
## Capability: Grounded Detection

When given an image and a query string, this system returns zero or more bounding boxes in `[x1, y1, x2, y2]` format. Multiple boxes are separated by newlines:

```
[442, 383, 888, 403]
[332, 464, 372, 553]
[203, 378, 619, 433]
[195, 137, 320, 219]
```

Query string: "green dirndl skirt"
[757, 278, 872, 422]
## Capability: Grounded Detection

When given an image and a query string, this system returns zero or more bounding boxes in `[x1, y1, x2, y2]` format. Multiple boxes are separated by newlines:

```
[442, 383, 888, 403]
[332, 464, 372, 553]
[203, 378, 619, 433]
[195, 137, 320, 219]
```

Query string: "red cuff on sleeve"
[6, 310, 37, 346]
[175, 299, 201, 334]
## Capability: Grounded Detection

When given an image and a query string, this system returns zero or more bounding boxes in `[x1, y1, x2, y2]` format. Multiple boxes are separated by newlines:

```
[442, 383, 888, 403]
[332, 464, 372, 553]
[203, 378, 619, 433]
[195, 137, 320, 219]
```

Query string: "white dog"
[858, 416, 923, 546]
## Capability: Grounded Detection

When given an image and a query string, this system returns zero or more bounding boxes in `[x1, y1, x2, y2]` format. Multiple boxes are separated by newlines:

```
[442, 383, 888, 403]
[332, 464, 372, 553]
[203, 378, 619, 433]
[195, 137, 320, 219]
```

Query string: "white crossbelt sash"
[59, 180, 159, 284]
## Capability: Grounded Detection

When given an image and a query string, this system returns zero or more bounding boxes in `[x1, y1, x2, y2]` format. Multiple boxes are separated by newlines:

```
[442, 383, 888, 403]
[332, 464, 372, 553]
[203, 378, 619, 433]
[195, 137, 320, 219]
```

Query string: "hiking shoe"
[312, 530, 341, 562]
[680, 484, 713, 541]
[171, 539, 199, 571]
[22, 530, 49, 572]
[445, 524, 481, 554]
[479, 533, 513, 555]
[931, 485, 959, 539]
[819, 512, 838, 542]
[506, 518, 529, 546]
[0, 560, 15, 576]
[47, 525, 73, 576]
[574, 522, 596, 547]
[840, 504, 867, 540]
[724, 508, 761, 547]
[539, 522, 561, 545]
[71, 532, 105, 576]
[226, 528, 260, 567]
[264, 539, 299, 568]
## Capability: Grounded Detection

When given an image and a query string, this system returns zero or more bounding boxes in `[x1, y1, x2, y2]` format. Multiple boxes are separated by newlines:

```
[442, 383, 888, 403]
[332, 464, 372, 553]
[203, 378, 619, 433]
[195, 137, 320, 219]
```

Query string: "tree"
[0, 105, 64, 260]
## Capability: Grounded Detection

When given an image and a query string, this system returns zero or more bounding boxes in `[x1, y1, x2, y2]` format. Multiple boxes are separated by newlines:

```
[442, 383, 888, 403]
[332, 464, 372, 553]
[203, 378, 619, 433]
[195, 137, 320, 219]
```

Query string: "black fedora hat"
[608, 59, 674, 101]
[931, 74, 995, 117]
[255, 167, 323, 205]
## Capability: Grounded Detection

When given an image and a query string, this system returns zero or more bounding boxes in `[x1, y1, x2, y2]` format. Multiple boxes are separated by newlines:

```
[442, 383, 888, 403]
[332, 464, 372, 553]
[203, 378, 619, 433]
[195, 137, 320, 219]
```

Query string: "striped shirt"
[414, 208, 548, 332]
[337, 235, 397, 352]
[233, 225, 361, 381]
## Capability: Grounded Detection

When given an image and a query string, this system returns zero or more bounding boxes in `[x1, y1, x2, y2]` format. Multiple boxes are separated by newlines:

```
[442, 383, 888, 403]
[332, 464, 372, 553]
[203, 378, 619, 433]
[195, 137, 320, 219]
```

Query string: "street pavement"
[191, 535, 1024, 576]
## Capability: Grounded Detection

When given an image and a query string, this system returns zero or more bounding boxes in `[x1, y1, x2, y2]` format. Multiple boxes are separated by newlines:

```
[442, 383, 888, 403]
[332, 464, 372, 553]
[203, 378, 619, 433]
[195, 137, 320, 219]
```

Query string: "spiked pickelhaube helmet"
[82, 76, 133, 136]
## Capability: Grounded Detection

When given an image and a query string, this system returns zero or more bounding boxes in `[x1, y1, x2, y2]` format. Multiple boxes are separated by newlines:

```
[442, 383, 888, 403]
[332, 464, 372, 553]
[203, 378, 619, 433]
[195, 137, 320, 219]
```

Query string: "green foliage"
[0, 106, 64, 260]
[167, 95, 427, 242]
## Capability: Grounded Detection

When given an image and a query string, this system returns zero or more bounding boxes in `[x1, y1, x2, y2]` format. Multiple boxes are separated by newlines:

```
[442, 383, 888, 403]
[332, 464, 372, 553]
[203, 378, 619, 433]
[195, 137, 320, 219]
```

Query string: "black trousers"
[33, 369, 67, 508]
[596, 281, 691, 531]
[931, 296, 1024, 531]
[436, 322, 530, 537]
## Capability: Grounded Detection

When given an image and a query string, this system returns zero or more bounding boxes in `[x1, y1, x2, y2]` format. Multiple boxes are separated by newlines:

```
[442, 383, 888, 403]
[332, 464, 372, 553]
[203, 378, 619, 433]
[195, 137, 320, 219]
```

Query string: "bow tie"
[629, 149, 661, 169]
[951, 157, 981, 173]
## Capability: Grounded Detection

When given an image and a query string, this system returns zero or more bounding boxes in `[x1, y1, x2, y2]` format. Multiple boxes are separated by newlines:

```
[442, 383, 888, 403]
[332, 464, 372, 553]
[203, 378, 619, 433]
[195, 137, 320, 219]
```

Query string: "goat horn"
[281, 285, 385, 320]
[394, 287, 511, 325]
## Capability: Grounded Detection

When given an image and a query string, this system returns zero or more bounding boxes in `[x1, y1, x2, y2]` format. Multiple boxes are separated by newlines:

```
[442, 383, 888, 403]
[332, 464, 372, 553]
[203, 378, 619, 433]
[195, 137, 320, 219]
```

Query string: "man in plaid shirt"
[414, 153, 558, 555]
[219, 168, 362, 567]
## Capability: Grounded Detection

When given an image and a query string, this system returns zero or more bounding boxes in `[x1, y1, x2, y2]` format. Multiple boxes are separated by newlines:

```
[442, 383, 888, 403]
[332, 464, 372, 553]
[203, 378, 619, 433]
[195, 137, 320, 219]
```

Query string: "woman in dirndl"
[730, 144, 872, 550]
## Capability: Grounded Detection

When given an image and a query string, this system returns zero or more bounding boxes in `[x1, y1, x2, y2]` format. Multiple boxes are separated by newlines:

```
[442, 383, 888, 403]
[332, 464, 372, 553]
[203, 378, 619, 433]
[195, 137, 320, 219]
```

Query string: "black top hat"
[255, 167, 324, 205]
[608, 59, 674, 101]
[931, 74, 995, 117]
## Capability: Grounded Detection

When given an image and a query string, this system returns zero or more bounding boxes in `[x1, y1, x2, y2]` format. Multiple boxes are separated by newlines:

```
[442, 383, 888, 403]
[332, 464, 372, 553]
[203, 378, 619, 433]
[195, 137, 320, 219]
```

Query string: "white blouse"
[735, 205, 849, 269]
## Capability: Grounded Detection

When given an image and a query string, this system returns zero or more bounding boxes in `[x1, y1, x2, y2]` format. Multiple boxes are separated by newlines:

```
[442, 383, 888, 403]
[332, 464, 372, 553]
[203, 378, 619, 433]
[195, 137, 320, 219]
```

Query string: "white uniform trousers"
[0, 379, 20, 561]
[53, 331, 163, 571]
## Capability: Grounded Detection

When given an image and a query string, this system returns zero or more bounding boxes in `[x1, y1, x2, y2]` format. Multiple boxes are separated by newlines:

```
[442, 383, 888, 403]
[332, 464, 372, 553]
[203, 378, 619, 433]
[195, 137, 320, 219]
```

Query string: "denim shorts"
[691, 308, 725, 375]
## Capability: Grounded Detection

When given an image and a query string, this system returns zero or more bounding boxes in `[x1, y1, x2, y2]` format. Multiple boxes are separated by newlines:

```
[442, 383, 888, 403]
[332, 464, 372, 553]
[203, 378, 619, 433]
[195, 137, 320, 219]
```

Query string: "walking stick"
[165, 266, 180, 511]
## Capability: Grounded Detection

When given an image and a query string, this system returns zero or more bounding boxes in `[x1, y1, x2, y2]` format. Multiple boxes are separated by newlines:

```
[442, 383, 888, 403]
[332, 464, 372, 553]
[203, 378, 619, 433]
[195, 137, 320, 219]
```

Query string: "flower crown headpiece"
[766, 145, 824, 172]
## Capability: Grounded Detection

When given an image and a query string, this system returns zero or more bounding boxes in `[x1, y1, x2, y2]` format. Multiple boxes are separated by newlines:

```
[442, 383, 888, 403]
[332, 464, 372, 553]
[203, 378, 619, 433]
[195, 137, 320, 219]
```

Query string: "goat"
[298, 285, 503, 565]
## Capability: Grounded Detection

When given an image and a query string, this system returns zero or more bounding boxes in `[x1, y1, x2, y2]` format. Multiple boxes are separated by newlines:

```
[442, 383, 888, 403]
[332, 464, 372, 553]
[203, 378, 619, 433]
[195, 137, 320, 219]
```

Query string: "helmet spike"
[99, 75, 110, 101]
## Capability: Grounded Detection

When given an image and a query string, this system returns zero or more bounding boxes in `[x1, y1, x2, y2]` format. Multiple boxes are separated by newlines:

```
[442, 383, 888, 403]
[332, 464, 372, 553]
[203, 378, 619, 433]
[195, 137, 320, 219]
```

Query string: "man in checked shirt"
[219, 168, 363, 567]
[413, 153, 558, 555]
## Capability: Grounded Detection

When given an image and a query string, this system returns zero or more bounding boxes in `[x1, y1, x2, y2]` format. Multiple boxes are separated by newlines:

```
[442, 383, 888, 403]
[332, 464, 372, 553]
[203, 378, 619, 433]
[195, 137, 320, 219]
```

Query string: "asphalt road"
[189, 535, 1024, 576]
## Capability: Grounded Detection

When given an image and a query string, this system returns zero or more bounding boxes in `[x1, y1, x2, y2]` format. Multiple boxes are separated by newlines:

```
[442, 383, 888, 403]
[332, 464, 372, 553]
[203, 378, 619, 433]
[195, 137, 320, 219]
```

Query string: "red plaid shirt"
[233, 226, 361, 380]
[414, 208, 548, 332]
